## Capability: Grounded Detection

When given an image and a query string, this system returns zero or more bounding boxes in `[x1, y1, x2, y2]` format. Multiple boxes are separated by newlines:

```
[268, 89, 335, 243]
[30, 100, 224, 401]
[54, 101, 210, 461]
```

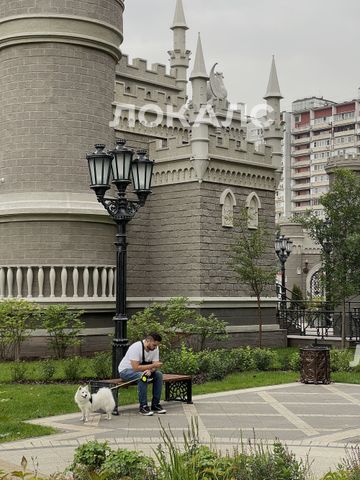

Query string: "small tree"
[0, 299, 40, 360]
[230, 210, 276, 348]
[41, 305, 85, 359]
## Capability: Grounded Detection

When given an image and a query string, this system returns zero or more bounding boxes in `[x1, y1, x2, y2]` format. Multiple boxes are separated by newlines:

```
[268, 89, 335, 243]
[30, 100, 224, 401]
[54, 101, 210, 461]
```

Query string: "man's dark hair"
[146, 332, 162, 342]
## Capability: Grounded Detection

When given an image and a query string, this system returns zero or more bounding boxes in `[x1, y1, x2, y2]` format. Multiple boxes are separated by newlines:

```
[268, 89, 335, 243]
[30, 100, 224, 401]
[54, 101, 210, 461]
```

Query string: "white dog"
[74, 385, 115, 422]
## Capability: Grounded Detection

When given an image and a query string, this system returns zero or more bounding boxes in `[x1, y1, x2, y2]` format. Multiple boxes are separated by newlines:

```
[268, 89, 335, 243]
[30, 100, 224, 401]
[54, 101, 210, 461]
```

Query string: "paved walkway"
[1, 382, 360, 478]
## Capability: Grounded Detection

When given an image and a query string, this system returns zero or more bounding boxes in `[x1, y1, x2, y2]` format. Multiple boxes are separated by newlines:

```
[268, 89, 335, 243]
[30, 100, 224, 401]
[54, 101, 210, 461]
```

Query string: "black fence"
[276, 285, 360, 341]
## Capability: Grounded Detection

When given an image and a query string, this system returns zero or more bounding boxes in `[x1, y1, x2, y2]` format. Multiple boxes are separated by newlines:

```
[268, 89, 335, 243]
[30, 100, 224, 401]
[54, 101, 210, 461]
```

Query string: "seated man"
[118, 332, 166, 416]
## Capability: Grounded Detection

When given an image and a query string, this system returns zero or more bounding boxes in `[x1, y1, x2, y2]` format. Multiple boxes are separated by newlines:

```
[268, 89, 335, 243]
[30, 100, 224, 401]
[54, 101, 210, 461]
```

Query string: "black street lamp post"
[275, 234, 293, 305]
[86, 140, 154, 378]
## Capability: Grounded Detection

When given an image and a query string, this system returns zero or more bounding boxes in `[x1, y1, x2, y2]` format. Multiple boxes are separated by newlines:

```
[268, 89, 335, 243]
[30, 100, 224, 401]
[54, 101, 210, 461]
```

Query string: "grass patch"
[193, 370, 298, 395]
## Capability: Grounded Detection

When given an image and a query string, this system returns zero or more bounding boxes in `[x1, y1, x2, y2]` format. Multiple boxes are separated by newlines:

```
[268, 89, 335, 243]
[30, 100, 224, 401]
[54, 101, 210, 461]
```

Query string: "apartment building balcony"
[311, 121, 332, 131]
[292, 182, 311, 191]
[292, 160, 310, 169]
[311, 145, 331, 152]
[292, 170, 311, 179]
[292, 147, 310, 156]
[333, 116, 355, 126]
[292, 124, 310, 134]
[293, 193, 311, 202]
[292, 136, 311, 145]
[292, 203, 311, 213]
[312, 131, 331, 140]
[334, 129, 355, 137]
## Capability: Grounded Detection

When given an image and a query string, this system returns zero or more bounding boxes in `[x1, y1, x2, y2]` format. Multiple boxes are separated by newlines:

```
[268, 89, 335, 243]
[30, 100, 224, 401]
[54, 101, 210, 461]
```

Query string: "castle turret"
[189, 34, 209, 182]
[263, 56, 283, 176]
[0, 1, 123, 301]
[168, 0, 191, 97]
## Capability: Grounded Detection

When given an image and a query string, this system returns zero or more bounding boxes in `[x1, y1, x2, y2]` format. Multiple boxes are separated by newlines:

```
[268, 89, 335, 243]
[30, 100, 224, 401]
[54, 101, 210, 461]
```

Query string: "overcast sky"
[122, 0, 360, 112]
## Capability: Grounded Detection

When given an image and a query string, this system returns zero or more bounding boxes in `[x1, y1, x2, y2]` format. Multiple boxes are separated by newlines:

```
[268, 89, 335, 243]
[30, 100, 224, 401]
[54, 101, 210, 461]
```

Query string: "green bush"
[288, 352, 301, 371]
[9, 361, 28, 382]
[197, 349, 230, 381]
[41, 305, 85, 359]
[0, 299, 40, 360]
[92, 351, 112, 379]
[100, 449, 156, 480]
[228, 347, 255, 372]
[39, 359, 56, 381]
[69, 440, 111, 477]
[63, 356, 83, 381]
[330, 349, 353, 372]
[163, 344, 200, 376]
[252, 348, 278, 371]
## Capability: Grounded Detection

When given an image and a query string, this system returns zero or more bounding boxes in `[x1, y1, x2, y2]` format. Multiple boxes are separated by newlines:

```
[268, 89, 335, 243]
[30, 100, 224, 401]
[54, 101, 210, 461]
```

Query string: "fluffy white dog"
[74, 385, 115, 422]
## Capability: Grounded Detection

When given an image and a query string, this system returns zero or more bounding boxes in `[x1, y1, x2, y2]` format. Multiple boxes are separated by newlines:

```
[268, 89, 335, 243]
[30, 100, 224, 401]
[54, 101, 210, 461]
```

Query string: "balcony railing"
[0, 265, 115, 302]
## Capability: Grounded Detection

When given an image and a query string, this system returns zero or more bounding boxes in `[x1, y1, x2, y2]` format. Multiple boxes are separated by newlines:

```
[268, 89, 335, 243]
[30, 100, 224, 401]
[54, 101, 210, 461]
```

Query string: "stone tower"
[168, 0, 191, 97]
[0, 1, 123, 302]
[263, 56, 283, 178]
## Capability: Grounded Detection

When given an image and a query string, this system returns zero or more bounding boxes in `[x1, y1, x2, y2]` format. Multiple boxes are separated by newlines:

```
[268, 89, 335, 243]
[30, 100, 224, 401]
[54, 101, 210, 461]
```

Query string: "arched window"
[220, 189, 236, 228]
[310, 270, 323, 298]
[245, 192, 261, 229]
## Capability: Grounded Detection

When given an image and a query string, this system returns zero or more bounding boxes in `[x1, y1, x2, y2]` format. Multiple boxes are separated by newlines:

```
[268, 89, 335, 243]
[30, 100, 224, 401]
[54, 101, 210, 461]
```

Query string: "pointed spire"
[190, 33, 208, 80]
[171, 0, 188, 30]
[264, 55, 283, 99]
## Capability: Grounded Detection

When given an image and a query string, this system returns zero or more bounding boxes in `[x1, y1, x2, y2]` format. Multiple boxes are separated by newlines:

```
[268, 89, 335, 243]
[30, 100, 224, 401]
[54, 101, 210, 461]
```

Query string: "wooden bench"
[89, 374, 192, 414]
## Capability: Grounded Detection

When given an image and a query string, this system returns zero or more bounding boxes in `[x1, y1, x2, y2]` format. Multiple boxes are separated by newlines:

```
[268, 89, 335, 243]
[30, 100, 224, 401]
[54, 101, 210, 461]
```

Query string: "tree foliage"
[297, 169, 360, 306]
[41, 305, 85, 359]
[0, 299, 40, 360]
[128, 297, 228, 353]
[296, 169, 360, 347]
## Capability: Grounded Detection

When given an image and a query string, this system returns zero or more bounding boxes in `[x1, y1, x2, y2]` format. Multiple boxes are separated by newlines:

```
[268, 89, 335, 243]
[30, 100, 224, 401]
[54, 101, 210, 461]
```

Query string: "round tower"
[0, 1, 124, 300]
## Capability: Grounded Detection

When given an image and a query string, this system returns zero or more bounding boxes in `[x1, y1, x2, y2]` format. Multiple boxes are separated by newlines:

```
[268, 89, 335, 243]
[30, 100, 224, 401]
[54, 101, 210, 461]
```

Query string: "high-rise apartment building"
[290, 96, 360, 216]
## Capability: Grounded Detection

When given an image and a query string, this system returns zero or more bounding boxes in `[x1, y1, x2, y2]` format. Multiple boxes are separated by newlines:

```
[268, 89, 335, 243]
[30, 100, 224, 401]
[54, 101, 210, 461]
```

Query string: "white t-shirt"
[118, 341, 159, 373]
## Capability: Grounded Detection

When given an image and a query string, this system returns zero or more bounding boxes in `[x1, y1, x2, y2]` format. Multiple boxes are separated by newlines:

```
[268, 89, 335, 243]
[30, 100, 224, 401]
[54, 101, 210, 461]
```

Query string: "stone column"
[0, 1, 124, 269]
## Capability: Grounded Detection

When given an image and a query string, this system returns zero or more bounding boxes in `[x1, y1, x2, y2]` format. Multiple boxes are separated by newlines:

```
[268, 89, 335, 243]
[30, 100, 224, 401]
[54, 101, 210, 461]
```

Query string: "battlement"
[117, 54, 180, 90]
[149, 136, 191, 162]
[208, 135, 273, 167]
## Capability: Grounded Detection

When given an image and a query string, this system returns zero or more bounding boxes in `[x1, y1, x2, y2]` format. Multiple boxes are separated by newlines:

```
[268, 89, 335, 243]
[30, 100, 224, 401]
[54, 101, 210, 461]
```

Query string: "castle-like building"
[0, 0, 286, 354]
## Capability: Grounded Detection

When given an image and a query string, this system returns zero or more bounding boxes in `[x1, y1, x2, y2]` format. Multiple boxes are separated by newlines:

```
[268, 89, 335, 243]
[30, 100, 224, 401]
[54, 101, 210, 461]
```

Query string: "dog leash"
[108, 379, 138, 390]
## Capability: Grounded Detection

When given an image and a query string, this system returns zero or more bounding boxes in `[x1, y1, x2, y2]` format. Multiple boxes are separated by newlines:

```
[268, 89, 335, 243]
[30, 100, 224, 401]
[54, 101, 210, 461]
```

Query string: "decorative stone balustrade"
[0, 265, 116, 302]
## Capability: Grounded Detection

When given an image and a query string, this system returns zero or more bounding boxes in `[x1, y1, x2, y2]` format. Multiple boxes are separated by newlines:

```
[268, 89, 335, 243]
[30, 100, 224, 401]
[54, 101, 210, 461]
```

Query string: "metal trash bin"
[300, 345, 331, 384]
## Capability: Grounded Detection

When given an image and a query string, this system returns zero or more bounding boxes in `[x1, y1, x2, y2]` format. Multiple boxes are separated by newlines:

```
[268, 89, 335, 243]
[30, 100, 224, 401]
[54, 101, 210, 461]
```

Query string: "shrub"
[163, 344, 200, 376]
[0, 299, 40, 360]
[10, 361, 28, 382]
[63, 356, 83, 381]
[41, 305, 85, 359]
[100, 449, 156, 480]
[197, 350, 230, 381]
[288, 352, 301, 371]
[252, 348, 278, 371]
[69, 440, 111, 476]
[228, 347, 255, 372]
[92, 351, 112, 379]
[39, 359, 56, 381]
[330, 349, 353, 372]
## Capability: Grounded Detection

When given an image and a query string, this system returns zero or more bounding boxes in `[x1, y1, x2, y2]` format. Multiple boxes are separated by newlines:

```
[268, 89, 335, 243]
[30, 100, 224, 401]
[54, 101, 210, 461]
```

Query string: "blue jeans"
[119, 368, 163, 408]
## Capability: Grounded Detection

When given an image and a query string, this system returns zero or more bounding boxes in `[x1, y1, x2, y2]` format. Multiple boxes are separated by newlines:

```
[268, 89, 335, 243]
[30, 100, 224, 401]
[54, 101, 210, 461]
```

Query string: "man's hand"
[152, 361, 163, 369]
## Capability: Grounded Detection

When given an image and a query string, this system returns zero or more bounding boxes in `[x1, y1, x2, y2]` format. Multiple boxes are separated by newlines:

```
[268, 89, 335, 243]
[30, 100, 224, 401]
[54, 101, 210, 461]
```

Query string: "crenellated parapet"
[149, 136, 275, 190]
